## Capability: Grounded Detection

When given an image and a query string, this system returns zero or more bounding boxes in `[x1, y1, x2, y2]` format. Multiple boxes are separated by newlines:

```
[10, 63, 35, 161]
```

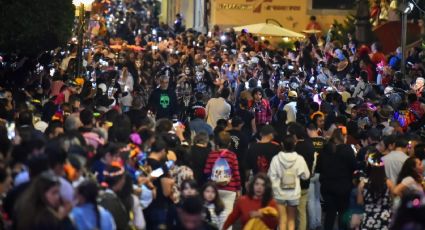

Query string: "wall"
[211, 0, 352, 33]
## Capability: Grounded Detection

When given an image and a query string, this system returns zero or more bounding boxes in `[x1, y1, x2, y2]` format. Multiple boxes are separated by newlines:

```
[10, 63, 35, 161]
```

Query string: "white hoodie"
[268, 151, 310, 201]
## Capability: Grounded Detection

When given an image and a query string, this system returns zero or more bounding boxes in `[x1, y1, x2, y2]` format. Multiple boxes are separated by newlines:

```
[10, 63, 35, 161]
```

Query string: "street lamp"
[72, 0, 94, 79]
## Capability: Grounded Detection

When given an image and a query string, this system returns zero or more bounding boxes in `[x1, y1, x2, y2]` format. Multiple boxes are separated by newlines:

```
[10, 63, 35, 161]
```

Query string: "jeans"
[297, 189, 309, 230]
[308, 174, 322, 229]
[321, 188, 350, 230]
[218, 190, 237, 230]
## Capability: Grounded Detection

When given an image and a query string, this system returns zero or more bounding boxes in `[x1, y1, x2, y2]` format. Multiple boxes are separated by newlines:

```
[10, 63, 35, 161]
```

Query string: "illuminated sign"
[217, 0, 301, 13]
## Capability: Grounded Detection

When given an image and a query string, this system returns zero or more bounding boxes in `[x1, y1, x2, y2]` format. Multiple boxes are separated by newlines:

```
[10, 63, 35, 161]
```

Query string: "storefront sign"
[216, 0, 301, 13]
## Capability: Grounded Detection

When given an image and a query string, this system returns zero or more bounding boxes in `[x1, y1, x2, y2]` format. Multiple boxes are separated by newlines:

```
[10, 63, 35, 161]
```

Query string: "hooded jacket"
[268, 151, 310, 201]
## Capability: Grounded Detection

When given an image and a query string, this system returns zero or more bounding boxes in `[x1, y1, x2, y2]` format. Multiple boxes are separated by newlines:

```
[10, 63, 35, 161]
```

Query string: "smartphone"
[150, 168, 164, 178]
[7, 122, 15, 140]
[288, 65, 294, 70]
[50, 68, 55, 77]
[245, 81, 249, 89]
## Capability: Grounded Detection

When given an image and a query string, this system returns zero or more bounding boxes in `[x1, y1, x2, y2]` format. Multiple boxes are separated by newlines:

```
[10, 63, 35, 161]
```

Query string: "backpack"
[280, 158, 297, 190]
[211, 151, 232, 186]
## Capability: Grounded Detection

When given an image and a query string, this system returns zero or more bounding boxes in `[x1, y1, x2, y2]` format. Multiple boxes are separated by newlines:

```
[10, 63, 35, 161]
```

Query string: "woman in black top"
[318, 128, 356, 230]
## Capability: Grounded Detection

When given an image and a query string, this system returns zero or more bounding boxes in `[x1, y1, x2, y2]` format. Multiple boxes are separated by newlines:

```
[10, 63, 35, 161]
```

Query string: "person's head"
[397, 157, 423, 184]
[17, 110, 34, 127]
[416, 77, 425, 89]
[150, 137, 168, 159]
[96, 142, 120, 164]
[310, 15, 317, 22]
[395, 136, 409, 153]
[247, 173, 273, 207]
[391, 193, 425, 230]
[330, 127, 346, 145]
[288, 90, 298, 101]
[155, 118, 173, 134]
[103, 164, 126, 192]
[260, 125, 276, 141]
[312, 113, 325, 129]
[177, 196, 205, 230]
[230, 116, 244, 130]
[214, 131, 231, 149]
[75, 180, 98, 205]
[180, 179, 199, 199]
[45, 140, 67, 176]
[287, 122, 307, 141]
[359, 70, 368, 83]
[252, 87, 263, 102]
[365, 153, 387, 197]
[69, 94, 81, 111]
[193, 132, 209, 146]
[45, 121, 64, 139]
[80, 109, 94, 127]
[282, 135, 296, 152]
[414, 143, 425, 161]
[367, 128, 381, 144]
[159, 75, 170, 90]
[306, 122, 319, 137]
[219, 88, 230, 100]
[376, 135, 396, 154]
[29, 171, 61, 209]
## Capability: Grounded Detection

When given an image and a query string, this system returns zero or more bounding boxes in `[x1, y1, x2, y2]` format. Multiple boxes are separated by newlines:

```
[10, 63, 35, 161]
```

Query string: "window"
[312, 0, 354, 10]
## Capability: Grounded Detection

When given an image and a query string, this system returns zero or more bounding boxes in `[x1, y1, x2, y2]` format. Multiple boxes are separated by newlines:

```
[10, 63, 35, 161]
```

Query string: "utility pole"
[401, 0, 408, 75]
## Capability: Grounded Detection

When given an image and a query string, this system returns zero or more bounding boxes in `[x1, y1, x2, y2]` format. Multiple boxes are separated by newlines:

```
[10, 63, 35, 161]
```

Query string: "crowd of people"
[0, 0, 425, 230]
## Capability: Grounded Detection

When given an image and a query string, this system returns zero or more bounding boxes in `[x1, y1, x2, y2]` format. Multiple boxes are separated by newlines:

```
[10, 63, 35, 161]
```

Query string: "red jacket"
[223, 196, 278, 229]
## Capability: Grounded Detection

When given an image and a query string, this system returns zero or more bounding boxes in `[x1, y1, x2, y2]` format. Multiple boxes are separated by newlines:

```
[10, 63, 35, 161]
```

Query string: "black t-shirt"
[188, 145, 211, 185]
[311, 137, 326, 154]
[234, 109, 254, 137]
[148, 88, 178, 119]
[247, 142, 281, 174]
[228, 129, 249, 173]
[295, 139, 315, 190]
[145, 158, 171, 210]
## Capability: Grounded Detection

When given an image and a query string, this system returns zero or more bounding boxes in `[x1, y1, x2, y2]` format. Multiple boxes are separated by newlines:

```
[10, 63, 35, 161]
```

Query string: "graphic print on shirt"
[211, 152, 232, 186]
[160, 94, 170, 109]
[256, 155, 270, 173]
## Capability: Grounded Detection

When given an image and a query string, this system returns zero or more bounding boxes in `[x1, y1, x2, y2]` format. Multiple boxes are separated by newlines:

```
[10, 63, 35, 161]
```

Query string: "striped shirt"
[204, 150, 241, 192]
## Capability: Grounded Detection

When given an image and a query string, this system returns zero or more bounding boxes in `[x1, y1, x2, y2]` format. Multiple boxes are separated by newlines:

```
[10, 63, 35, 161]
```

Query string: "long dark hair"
[16, 171, 60, 230]
[327, 128, 345, 153]
[247, 173, 273, 207]
[77, 180, 101, 228]
[201, 182, 224, 216]
[366, 165, 388, 198]
[397, 157, 422, 185]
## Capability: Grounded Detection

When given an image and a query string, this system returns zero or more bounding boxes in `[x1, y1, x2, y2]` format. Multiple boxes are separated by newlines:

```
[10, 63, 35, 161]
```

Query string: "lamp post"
[73, 0, 94, 79]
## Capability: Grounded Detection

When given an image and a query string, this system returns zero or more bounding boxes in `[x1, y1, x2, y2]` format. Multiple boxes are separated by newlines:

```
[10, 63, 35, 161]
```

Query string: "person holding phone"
[144, 137, 175, 230]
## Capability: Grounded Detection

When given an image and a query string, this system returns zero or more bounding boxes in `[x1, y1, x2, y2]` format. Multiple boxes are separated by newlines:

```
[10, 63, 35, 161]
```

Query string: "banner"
[211, 0, 348, 32]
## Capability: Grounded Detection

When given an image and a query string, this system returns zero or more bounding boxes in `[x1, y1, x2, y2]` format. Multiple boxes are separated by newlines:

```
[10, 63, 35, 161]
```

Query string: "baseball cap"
[288, 91, 298, 98]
